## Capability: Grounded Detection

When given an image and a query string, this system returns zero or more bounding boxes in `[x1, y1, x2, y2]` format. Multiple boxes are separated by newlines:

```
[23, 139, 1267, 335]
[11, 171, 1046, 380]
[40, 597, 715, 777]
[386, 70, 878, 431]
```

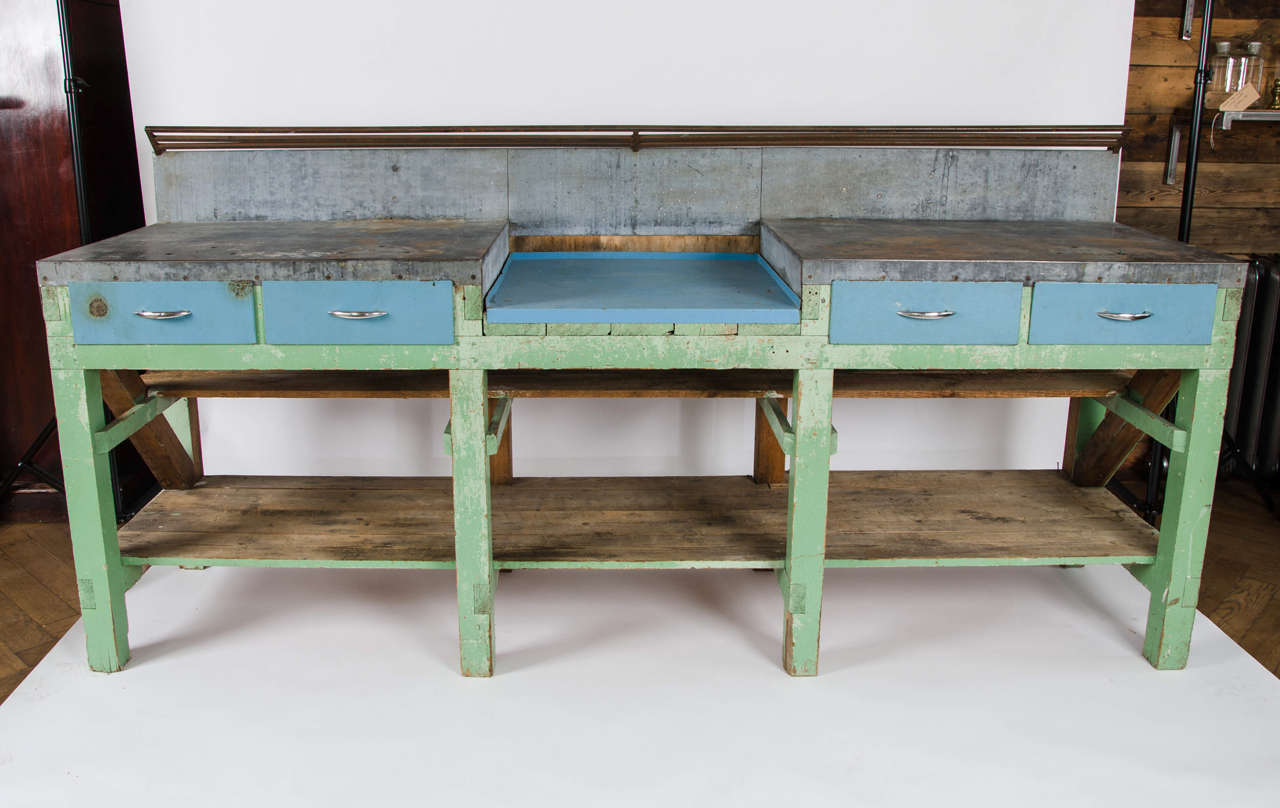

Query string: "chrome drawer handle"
[1097, 310, 1152, 322]
[328, 310, 388, 320]
[896, 310, 955, 320]
[134, 310, 191, 320]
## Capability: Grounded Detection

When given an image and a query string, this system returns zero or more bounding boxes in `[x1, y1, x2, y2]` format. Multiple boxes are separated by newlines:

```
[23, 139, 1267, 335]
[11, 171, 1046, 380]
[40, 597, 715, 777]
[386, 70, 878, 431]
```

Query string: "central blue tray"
[484, 252, 801, 324]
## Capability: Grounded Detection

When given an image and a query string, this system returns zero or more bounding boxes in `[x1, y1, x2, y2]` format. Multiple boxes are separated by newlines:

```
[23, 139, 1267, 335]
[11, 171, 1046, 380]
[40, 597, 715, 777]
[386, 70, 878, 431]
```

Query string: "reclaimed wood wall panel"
[1119, 9, 1280, 260]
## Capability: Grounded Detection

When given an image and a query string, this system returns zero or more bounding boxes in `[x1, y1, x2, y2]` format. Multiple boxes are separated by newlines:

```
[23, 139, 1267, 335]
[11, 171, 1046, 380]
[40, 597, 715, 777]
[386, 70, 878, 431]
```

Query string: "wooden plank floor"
[2, 476, 1276, 704]
[0, 520, 83, 704]
[116, 472, 1158, 566]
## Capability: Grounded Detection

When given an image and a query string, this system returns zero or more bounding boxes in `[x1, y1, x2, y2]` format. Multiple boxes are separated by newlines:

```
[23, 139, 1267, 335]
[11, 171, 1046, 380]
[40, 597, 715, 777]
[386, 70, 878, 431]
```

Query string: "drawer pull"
[896, 309, 955, 320]
[328, 310, 388, 320]
[134, 310, 191, 320]
[1097, 310, 1152, 322]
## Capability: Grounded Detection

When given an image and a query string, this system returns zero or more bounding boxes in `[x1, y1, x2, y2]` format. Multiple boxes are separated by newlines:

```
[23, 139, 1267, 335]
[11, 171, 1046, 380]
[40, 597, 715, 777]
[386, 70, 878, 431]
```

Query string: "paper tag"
[1219, 84, 1261, 111]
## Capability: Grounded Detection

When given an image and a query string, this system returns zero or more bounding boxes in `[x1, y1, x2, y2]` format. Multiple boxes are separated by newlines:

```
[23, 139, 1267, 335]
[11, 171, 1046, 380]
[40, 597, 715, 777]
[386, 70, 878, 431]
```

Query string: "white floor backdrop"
[2, 563, 1278, 806]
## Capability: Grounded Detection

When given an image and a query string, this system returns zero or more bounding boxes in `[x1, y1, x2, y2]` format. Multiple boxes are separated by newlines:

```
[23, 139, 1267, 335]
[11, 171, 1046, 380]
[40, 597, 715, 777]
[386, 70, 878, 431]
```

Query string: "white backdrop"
[118, 0, 1136, 476]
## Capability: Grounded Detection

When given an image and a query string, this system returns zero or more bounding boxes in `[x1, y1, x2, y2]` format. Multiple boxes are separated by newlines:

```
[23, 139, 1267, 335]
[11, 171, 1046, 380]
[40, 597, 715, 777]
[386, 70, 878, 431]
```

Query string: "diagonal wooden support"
[1070, 370, 1182, 487]
[1093, 393, 1188, 453]
[99, 370, 199, 490]
[753, 400, 788, 485]
[93, 395, 180, 454]
[757, 397, 838, 456]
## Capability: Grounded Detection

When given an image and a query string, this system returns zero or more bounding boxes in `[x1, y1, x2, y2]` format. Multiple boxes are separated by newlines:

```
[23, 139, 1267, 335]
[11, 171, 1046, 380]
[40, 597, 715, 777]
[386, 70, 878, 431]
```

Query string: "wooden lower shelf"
[138, 369, 1134, 400]
[117, 472, 1158, 569]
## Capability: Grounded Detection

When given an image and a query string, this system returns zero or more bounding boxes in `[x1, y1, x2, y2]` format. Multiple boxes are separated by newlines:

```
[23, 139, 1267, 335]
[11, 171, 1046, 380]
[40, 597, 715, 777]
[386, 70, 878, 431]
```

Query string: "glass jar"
[1210, 41, 1242, 93]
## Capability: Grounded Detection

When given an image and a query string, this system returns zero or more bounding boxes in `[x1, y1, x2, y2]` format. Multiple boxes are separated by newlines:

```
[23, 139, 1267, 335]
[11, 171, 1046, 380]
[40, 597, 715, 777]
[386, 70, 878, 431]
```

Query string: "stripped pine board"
[116, 472, 1158, 567]
[139, 369, 1134, 400]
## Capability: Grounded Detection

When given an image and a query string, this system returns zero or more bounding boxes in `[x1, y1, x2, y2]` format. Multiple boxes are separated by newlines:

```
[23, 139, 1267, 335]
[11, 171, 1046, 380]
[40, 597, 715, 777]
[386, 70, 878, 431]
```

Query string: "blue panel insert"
[829, 281, 1024, 345]
[69, 281, 256, 345]
[484, 252, 801, 324]
[262, 281, 454, 345]
[1029, 282, 1218, 345]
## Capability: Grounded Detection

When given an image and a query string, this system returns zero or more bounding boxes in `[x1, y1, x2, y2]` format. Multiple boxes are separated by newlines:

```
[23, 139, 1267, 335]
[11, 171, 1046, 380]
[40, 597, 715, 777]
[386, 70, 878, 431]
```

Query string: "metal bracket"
[92, 395, 179, 455]
[1164, 122, 1182, 186]
[1091, 394, 1188, 453]
[756, 397, 837, 457]
[443, 396, 512, 457]
[1180, 0, 1195, 40]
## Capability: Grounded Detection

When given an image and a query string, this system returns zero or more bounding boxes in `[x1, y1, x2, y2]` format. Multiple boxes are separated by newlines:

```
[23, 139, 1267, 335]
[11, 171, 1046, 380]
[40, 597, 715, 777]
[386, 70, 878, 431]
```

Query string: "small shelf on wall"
[1163, 108, 1280, 185]
[116, 471, 1158, 570]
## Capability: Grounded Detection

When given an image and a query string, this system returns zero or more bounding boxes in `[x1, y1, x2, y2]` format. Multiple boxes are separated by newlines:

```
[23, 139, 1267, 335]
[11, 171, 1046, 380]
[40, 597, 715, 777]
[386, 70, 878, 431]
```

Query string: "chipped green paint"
[1142, 369, 1231, 669]
[442, 395, 511, 457]
[1094, 392, 1188, 452]
[50, 369, 131, 672]
[757, 397, 838, 456]
[782, 369, 834, 676]
[92, 394, 180, 454]
[450, 369, 496, 676]
[39, 277, 1243, 677]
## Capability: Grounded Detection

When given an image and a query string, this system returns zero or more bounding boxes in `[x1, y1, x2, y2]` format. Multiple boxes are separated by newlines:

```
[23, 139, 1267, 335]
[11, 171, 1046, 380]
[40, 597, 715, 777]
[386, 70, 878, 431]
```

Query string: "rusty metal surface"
[38, 219, 509, 285]
[761, 219, 1248, 287]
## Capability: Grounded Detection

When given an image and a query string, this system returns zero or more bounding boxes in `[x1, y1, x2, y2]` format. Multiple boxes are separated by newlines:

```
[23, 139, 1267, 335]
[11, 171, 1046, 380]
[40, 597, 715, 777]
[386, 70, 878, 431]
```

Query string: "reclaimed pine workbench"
[37, 140, 1245, 676]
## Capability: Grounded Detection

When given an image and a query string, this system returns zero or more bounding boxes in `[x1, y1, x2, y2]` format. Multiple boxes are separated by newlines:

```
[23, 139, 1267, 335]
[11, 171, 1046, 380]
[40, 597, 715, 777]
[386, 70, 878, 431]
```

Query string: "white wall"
[118, 0, 1136, 476]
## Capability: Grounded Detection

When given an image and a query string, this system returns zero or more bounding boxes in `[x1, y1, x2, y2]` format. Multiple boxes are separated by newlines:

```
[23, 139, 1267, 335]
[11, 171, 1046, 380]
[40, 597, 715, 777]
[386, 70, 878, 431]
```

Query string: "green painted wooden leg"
[782, 369, 835, 676]
[50, 369, 131, 672]
[450, 369, 495, 677]
[1142, 369, 1229, 670]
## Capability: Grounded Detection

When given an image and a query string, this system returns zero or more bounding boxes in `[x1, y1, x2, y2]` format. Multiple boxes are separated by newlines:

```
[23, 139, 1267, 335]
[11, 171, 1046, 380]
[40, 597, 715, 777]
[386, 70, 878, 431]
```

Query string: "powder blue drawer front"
[1029, 282, 1218, 345]
[829, 281, 1023, 345]
[262, 281, 453, 345]
[69, 281, 256, 345]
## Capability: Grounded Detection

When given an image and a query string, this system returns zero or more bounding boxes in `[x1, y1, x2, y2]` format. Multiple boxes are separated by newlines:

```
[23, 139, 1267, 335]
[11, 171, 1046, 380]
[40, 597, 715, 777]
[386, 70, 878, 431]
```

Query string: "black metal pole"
[55, 0, 90, 244]
[1177, 0, 1215, 243]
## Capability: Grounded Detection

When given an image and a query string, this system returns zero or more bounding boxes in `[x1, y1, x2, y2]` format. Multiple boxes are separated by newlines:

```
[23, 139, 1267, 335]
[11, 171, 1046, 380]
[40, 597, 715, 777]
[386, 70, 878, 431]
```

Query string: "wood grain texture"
[753, 404, 787, 485]
[1120, 162, 1280, 208]
[1072, 370, 1183, 487]
[1130, 17, 1280, 67]
[510, 234, 760, 253]
[1135, 1, 1277, 19]
[1116, 207, 1280, 254]
[1123, 113, 1280, 163]
[99, 371, 198, 489]
[489, 402, 513, 485]
[0, 521, 79, 705]
[137, 369, 1134, 401]
[115, 472, 1158, 566]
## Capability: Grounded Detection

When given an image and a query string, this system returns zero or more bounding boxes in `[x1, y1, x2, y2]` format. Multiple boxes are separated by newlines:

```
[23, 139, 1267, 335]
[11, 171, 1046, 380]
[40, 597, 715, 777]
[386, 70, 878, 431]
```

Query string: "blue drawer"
[69, 281, 256, 345]
[262, 281, 453, 345]
[1029, 282, 1218, 345]
[829, 281, 1023, 345]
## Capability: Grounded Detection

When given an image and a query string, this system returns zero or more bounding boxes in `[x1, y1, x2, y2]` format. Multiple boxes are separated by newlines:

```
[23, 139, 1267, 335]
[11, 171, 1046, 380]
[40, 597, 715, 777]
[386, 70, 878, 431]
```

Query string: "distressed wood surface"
[1122, 113, 1280, 164]
[1129, 17, 1280, 67]
[137, 369, 1135, 400]
[116, 472, 1158, 566]
[1071, 370, 1184, 487]
[753, 403, 787, 485]
[1116, 208, 1280, 255]
[1119, 162, 1280, 208]
[99, 370, 198, 489]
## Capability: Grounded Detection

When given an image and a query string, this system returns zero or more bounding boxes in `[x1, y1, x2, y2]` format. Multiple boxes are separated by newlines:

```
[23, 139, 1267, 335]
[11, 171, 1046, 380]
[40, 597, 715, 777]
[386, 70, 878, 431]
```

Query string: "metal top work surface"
[37, 219, 509, 286]
[761, 219, 1247, 287]
[485, 252, 801, 324]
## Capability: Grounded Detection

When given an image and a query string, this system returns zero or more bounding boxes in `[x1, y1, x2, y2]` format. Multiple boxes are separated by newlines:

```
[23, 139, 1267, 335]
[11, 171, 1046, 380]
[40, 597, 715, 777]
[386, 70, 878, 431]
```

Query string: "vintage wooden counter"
[37, 134, 1246, 677]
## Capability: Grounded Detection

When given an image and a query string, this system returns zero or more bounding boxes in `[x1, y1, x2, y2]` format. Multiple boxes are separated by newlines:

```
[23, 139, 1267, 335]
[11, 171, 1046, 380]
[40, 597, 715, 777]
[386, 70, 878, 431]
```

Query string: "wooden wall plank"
[1119, 162, 1280, 207]
[1116, 207, 1280, 253]
[1131, 18, 1280, 66]
[1136, 1, 1278, 19]
[1127, 65, 1196, 114]
[1124, 113, 1280, 163]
